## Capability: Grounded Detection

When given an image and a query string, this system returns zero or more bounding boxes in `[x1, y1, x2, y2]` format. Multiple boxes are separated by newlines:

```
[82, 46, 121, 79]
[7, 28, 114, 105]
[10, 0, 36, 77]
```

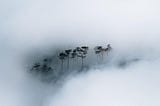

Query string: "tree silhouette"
[58, 52, 67, 71]
[77, 52, 86, 70]
[30, 44, 112, 80]
[81, 46, 89, 55]
[76, 46, 89, 70]
[94, 46, 103, 61]
[70, 48, 78, 68]
[94, 45, 112, 62]
[31, 59, 53, 74]
[41, 58, 53, 73]
[71, 49, 77, 58]
[31, 62, 41, 72]
[106, 44, 112, 55]
[65, 49, 72, 70]
[81, 46, 89, 51]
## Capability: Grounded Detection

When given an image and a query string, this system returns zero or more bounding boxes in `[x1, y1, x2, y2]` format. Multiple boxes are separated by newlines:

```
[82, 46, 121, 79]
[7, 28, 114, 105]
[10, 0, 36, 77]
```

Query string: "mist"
[1, 0, 160, 106]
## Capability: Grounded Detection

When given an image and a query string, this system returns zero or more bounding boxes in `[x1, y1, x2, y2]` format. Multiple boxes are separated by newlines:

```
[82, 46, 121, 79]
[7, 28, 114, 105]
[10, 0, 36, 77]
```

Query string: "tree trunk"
[67, 56, 69, 70]
[61, 60, 64, 72]
[81, 57, 84, 70]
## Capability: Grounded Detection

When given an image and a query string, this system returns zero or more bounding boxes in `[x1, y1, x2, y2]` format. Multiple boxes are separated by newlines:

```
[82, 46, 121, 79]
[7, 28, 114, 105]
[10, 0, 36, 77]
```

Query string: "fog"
[0, 0, 160, 106]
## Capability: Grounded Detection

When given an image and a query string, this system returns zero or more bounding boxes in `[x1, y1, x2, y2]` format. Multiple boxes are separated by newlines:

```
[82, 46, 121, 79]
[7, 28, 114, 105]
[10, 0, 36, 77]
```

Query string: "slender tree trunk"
[96, 54, 100, 64]
[107, 50, 110, 56]
[61, 60, 64, 72]
[76, 56, 78, 65]
[81, 57, 84, 70]
[101, 52, 104, 62]
[67, 56, 69, 70]
[96, 54, 98, 63]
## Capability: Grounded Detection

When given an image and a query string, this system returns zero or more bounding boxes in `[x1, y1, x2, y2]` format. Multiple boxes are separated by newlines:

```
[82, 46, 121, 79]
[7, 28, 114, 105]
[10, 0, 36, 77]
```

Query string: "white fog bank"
[48, 60, 160, 106]
[1, 0, 160, 106]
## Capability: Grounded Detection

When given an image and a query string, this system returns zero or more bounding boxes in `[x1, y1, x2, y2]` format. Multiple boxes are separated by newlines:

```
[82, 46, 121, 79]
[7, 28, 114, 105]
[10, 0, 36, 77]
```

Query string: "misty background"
[0, 0, 160, 106]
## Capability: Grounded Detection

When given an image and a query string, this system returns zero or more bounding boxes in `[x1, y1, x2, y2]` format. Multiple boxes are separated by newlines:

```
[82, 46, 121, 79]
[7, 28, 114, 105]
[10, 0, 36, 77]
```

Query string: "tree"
[65, 49, 72, 70]
[31, 62, 41, 72]
[94, 45, 112, 62]
[94, 46, 103, 61]
[58, 52, 67, 71]
[76, 46, 89, 70]
[106, 44, 112, 55]
[71, 49, 77, 58]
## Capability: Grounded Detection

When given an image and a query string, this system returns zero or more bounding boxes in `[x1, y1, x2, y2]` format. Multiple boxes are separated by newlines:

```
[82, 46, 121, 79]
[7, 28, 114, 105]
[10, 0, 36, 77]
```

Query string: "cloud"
[48, 60, 160, 106]
[0, 0, 160, 106]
